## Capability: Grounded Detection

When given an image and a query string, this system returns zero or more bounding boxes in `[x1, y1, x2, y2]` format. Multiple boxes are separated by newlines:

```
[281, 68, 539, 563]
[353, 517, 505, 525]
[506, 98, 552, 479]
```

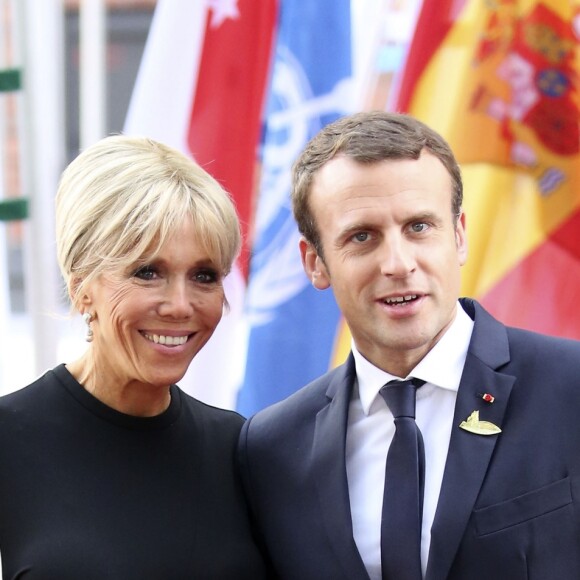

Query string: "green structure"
[0, 67, 28, 222]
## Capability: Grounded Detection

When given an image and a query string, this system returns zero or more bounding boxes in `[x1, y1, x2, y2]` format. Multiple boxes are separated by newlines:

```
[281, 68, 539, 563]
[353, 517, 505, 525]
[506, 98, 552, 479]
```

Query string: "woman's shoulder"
[176, 387, 246, 432]
[0, 367, 66, 453]
[0, 366, 62, 410]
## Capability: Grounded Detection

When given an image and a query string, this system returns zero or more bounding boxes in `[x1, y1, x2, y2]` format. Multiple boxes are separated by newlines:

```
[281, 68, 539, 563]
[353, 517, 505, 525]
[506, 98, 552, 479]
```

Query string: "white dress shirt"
[345, 303, 474, 579]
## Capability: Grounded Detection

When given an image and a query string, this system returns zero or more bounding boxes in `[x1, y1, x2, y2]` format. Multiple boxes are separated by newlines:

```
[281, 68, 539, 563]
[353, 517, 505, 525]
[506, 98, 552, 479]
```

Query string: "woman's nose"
[158, 281, 194, 318]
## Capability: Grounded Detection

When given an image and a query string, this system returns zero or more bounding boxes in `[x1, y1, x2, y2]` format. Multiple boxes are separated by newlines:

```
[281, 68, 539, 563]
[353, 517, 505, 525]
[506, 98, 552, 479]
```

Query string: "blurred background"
[1, 0, 579, 415]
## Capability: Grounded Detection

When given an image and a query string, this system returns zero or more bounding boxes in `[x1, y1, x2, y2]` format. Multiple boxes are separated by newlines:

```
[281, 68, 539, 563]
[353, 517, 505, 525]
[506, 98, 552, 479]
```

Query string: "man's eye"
[352, 232, 370, 243]
[411, 222, 429, 233]
[134, 266, 157, 280]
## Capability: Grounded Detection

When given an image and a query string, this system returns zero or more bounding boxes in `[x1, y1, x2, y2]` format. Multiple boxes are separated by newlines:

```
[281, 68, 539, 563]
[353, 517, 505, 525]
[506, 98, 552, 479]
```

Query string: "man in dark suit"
[238, 111, 580, 579]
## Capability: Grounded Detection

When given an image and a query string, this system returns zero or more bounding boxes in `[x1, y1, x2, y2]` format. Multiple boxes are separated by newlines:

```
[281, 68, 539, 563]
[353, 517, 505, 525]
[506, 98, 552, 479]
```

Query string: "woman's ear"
[69, 276, 92, 308]
[299, 238, 330, 290]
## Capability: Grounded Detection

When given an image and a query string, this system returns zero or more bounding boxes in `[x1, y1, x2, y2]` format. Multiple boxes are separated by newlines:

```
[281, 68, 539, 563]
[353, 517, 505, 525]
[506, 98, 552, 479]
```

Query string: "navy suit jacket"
[238, 299, 580, 579]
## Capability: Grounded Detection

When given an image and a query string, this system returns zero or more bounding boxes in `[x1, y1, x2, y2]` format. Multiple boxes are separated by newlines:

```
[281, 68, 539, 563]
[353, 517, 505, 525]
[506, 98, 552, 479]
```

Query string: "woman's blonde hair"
[56, 135, 241, 309]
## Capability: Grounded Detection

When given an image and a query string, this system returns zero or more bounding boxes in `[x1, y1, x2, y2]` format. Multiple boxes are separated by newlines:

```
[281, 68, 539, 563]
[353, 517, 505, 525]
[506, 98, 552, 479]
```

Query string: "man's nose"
[379, 237, 416, 278]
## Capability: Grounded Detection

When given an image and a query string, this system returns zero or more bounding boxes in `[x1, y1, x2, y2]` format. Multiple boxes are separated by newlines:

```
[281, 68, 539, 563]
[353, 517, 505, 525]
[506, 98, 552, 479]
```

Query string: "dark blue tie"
[379, 378, 426, 580]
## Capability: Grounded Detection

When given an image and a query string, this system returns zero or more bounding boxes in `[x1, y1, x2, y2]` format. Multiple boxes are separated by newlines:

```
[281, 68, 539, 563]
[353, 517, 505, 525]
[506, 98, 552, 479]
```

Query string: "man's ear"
[299, 238, 330, 290]
[455, 211, 468, 266]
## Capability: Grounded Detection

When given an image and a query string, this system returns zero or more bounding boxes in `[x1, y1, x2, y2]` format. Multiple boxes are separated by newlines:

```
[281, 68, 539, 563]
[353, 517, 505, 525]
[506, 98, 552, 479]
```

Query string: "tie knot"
[380, 378, 425, 419]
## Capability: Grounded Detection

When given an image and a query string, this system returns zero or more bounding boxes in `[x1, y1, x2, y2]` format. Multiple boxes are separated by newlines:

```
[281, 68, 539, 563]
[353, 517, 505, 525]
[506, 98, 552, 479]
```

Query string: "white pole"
[0, 175, 9, 397]
[351, 0, 387, 109]
[80, 0, 107, 149]
[16, 0, 66, 377]
[0, 0, 10, 395]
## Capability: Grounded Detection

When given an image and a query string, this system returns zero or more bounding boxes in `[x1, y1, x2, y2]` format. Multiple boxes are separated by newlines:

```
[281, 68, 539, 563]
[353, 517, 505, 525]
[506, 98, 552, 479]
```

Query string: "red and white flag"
[124, 0, 278, 409]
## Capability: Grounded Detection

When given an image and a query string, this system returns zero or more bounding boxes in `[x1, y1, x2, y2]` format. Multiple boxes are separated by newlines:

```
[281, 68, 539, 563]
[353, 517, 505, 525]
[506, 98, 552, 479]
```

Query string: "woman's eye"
[133, 266, 157, 280]
[194, 269, 219, 284]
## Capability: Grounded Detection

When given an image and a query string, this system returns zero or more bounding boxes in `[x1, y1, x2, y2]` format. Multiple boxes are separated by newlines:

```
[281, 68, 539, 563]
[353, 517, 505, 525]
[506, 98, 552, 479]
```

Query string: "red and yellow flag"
[397, 0, 580, 339]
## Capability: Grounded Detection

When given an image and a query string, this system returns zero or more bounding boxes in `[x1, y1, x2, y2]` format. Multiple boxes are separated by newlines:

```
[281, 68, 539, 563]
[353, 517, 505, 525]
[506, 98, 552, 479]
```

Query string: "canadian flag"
[124, 0, 278, 409]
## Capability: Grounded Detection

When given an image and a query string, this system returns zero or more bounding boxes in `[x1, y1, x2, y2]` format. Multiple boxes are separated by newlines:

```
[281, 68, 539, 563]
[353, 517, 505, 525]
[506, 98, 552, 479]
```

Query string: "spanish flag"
[396, 0, 580, 339]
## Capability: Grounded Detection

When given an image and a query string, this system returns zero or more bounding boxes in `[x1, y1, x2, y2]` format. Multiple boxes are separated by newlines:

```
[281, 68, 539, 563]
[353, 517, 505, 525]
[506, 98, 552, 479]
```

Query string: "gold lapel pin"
[460, 410, 502, 436]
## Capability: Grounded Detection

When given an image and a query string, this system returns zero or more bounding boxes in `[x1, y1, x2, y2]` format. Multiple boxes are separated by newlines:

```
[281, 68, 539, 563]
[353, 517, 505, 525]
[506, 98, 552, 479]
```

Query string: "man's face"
[300, 152, 467, 377]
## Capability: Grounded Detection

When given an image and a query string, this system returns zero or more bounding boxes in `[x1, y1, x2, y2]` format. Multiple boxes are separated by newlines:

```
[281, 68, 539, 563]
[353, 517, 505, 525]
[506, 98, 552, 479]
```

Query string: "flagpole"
[351, 0, 388, 109]
[80, 0, 106, 149]
[16, 0, 65, 377]
[0, 0, 11, 394]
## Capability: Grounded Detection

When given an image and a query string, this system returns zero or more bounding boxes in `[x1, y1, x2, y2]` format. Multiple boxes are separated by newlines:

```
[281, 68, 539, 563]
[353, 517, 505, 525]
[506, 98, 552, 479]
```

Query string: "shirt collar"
[352, 302, 474, 415]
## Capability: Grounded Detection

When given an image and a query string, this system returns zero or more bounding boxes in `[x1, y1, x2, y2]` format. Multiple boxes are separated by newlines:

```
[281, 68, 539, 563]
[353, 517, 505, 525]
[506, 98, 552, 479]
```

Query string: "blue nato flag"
[237, 0, 352, 416]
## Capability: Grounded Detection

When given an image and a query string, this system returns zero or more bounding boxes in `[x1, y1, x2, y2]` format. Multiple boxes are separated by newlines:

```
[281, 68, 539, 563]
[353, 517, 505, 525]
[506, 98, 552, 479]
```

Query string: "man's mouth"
[383, 295, 418, 306]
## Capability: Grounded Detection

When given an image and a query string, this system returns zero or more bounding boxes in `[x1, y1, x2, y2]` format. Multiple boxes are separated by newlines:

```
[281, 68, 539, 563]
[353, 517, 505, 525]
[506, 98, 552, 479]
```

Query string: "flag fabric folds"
[394, 0, 580, 339]
[187, 0, 278, 277]
[124, 0, 277, 409]
[236, 0, 356, 416]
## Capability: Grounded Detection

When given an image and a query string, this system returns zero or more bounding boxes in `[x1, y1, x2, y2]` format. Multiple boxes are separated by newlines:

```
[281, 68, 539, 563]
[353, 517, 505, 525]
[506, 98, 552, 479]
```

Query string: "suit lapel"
[312, 355, 370, 580]
[426, 300, 516, 580]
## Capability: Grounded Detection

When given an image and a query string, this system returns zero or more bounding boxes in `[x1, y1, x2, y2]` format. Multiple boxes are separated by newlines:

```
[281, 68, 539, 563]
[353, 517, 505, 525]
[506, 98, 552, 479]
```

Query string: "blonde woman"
[0, 136, 270, 579]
